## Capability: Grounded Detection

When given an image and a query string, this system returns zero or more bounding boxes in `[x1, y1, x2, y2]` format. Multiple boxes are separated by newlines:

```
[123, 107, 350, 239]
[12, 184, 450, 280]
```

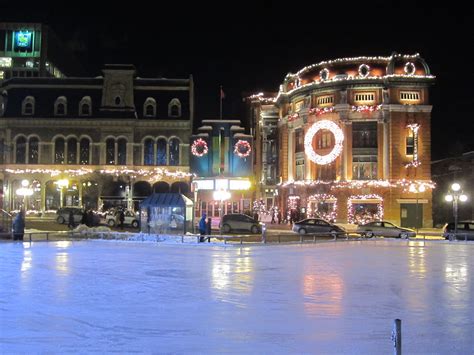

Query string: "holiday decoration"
[307, 194, 337, 222]
[404, 62, 416, 75]
[309, 107, 335, 116]
[347, 194, 383, 225]
[405, 123, 420, 168]
[288, 113, 299, 122]
[351, 104, 382, 113]
[234, 140, 252, 158]
[304, 120, 344, 165]
[191, 138, 208, 157]
[358, 64, 370, 78]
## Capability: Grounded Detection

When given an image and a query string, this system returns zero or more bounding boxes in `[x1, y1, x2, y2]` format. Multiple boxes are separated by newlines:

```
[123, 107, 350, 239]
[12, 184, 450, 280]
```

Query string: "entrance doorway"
[400, 203, 423, 228]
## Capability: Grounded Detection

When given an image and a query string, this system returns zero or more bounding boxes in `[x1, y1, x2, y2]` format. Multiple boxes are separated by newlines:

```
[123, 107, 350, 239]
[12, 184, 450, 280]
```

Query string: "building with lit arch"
[252, 53, 435, 227]
[0, 64, 194, 213]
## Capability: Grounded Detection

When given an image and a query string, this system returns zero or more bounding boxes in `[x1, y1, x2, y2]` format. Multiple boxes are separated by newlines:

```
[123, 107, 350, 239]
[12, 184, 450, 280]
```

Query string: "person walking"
[119, 210, 125, 230]
[68, 210, 75, 229]
[12, 209, 25, 241]
[199, 213, 207, 242]
[206, 217, 212, 242]
[277, 211, 282, 225]
[271, 208, 276, 224]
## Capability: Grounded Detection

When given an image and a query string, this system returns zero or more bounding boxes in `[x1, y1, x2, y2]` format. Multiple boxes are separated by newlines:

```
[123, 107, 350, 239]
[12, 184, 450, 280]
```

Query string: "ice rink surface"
[1, 239, 473, 354]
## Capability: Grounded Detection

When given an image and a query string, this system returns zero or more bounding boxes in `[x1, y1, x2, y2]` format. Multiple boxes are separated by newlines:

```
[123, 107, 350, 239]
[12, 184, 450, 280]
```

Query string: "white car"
[356, 221, 416, 238]
[106, 210, 139, 228]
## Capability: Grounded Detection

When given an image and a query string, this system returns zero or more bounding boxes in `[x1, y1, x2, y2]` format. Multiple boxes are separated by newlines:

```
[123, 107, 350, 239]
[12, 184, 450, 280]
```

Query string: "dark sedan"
[292, 218, 345, 236]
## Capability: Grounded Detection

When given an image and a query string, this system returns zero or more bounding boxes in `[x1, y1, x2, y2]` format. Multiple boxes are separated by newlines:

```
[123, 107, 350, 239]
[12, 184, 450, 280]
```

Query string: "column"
[342, 123, 348, 181]
[78, 180, 83, 207]
[287, 130, 294, 181]
[383, 120, 389, 179]
[40, 180, 46, 213]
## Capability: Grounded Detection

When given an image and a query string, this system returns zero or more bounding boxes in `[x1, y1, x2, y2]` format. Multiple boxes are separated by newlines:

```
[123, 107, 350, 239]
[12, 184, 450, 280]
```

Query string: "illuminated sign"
[14, 31, 33, 51]
[194, 180, 214, 190]
[229, 179, 251, 190]
[0, 57, 12, 68]
[215, 179, 228, 190]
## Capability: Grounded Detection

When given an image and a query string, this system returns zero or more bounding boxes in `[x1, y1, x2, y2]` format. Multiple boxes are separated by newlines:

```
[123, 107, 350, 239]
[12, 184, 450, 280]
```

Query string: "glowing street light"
[56, 179, 69, 208]
[16, 179, 33, 210]
[213, 189, 231, 235]
[445, 182, 468, 240]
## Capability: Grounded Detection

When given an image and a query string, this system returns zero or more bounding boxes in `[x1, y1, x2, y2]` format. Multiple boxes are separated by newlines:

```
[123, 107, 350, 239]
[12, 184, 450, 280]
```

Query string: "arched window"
[28, 137, 39, 164]
[79, 96, 92, 116]
[54, 138, 65, 164]
[22, 96, 35, 115]
[117, 138, 127, 165]
[15, 136, 26, 164]
[143, 139, 154, 165]
[67, 138, 77, 164]
[79, 138, 90, 165]
[144, 98, 156, 117]
[169, 138, 180, 166]
[54, 96, 67, 116]
[156, 138, 167, 165]
[168, 98, 181, 117]
[106, 138, 115, 165]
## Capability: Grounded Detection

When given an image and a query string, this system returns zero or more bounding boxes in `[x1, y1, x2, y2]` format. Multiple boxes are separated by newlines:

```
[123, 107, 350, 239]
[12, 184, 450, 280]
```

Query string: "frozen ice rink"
[1, 240, 473, 354]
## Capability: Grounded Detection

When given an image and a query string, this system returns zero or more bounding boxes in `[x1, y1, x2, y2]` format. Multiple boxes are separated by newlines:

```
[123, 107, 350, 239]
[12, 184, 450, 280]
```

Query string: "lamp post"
[16, 179, 33, 211]
[213, 189, 231, 235]
[445, 182, 468, 240]
[57, 179, 69, 208]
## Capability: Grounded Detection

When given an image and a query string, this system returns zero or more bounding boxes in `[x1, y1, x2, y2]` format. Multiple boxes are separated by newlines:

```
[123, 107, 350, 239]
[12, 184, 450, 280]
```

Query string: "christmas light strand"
[307, 194, 337, 222]
[347, 194, 384, 225]
[309, 107, 335, 115]
[234, 140, 252, 158]
[351, 104, 382, 113]
[191, 138, 208, 157]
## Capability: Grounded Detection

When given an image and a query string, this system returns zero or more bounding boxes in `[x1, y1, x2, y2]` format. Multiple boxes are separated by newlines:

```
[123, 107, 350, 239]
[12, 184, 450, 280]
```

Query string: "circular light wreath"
[234, 140, 251, 158]
[304, 120, 344, 165]
[404, 62, 416, 75]
[320, 68, 329, 81]
[191, 138, 208, 157]
[358, 64, 370, 78]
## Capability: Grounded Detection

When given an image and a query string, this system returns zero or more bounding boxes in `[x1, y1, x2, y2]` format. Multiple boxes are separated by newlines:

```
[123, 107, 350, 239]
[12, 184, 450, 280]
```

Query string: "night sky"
[2, 2, 472, 160]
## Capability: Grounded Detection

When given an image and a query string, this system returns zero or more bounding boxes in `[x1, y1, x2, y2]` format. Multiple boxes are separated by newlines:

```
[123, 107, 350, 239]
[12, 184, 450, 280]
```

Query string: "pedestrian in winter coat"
[206, 217, 212, 241]
[119, 210, 125, 230]
[68, 210, 75, 229]
[199, 213, 207, 242]
[12, 210, 25, 241]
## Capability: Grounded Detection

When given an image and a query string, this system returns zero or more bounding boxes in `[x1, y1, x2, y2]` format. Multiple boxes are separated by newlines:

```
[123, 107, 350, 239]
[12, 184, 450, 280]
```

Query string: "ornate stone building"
[0, 64, 194, 212]
[257, 53, 435, 227]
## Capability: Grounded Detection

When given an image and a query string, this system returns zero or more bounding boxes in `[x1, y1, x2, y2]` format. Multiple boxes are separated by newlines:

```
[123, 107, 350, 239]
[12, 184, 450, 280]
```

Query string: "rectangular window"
[352, 122, 378, 148]
[295, 159, 305, 180]
[317, 95, 334, 107]
[400, 91, 420, 102]
[295, 129, 304, 153]
[354, 92, 375, 104]
[294, 100, 304, 112]
[352, 155, 378, 180]
[406, 135, 415, 155]
[316, 164, 336, 180]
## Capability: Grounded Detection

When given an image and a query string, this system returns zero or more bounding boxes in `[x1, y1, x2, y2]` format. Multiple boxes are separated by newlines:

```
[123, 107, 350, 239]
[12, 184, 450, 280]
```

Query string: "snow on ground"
[1, 240, 473, 354]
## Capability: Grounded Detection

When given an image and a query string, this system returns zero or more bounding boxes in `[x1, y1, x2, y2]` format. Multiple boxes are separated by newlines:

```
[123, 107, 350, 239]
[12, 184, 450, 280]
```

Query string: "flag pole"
[219, 85, 223, 119]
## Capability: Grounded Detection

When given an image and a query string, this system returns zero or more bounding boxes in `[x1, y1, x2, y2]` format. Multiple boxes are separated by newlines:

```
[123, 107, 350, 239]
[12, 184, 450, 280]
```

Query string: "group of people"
[270, 210, 283, 224]
[198, 213, 212, 242]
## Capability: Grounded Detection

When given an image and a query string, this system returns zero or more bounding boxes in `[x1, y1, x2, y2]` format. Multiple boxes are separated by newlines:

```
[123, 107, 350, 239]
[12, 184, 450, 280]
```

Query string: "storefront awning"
[140, 193, 193, 208]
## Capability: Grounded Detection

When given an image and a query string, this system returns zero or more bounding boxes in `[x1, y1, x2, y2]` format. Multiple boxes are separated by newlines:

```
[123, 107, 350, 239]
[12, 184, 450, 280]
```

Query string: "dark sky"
[2, 2, 473, 160]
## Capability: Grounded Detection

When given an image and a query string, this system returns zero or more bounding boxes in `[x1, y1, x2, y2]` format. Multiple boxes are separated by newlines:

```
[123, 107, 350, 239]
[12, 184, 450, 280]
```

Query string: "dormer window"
[144, 98, 156, 117]
[168, 98, 181, 117]
[54, 96, 67, 116]
[22, 96, 35, 115]
[79, 96, 92, 116]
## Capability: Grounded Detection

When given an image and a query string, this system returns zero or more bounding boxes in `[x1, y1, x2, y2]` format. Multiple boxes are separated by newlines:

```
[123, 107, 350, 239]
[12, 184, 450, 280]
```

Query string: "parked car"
[105, 210, 139, 228]
[443, 221, 474, 240]
[292, 218, 345, 236]
[220, 213, 262, 234]
[356, 221, 416, 238]
[56, 207, 84, 224]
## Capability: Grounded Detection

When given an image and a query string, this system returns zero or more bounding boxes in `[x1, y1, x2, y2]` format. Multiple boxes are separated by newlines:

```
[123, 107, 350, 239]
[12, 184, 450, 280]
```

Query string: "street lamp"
[445, 182, 468, 240]
[213, 189, 231, 235]
[16, 179, 33, 210]
[57, 179, 69, 208]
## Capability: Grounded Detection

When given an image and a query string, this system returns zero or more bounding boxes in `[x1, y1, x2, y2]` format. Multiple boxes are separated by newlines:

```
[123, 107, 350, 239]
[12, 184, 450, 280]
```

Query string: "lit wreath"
[234, 140, 251, 158]
[191, 138, 208, 157]
[304, 120, 344, 165]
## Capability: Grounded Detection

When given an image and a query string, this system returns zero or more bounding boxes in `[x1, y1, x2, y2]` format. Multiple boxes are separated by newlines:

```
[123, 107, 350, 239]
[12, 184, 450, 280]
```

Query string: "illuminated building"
[0, 22, 84, 81]
[254, 53, 435, 227]
[190, 120, 253, 223]
[0, 65, 194, 212]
